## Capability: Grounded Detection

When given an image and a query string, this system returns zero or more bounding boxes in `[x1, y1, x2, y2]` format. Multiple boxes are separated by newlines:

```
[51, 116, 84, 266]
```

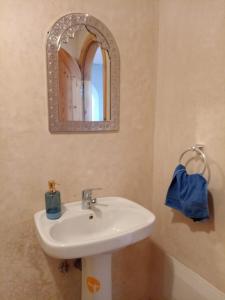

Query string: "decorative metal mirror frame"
[47, 13, 120, 133]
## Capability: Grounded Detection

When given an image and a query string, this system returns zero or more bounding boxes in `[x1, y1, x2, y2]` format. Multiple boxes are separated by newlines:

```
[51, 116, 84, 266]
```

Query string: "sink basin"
[34, 197, 155, 259]
[34, 196, 155, 300]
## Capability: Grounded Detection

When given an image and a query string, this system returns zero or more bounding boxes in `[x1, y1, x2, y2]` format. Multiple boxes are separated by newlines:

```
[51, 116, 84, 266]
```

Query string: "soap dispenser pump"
[45, 180, 61, 219]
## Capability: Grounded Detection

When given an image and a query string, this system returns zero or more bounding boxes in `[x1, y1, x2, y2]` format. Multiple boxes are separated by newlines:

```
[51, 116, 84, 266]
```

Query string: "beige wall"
[1, 0, 225, 299]
[0, 0, 158, 299]
[151, 0, 225, 297]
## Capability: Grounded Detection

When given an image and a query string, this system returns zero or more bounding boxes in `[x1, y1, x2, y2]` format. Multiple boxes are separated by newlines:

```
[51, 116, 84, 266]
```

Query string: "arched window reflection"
[58, 25, 111, 122]
[91, 47, 103, 121]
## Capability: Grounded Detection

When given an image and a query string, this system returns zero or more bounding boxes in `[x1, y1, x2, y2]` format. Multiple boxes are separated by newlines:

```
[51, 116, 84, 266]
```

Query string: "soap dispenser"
[45, 180, 61, 219]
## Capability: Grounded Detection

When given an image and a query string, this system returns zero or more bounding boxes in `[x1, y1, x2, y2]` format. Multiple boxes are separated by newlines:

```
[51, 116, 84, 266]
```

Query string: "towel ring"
[179, 145, 207, 175]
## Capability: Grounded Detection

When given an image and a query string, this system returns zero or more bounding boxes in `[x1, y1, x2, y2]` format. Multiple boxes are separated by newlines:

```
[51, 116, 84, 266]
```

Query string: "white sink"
[34, 197, 155, 259]
[34, 197, 155, 300]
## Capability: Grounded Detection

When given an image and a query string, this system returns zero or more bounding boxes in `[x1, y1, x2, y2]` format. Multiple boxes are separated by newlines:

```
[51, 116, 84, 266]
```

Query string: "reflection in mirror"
[47, 13, 120, 132]
[58, 25, 110, 122]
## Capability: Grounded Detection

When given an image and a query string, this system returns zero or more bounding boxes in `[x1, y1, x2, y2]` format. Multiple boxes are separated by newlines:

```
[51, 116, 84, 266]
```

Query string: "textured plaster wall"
[0, 0, 158, 299]
[151, 0, 225, 298]
[2, 0, 224, 299]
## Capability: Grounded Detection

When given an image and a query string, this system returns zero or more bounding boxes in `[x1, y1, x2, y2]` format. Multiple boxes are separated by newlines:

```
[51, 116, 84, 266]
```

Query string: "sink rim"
[34, 196, 155, 258]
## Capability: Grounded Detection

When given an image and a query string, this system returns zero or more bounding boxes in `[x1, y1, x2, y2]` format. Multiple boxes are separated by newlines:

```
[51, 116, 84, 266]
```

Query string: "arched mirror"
[47, 13, 120, 132]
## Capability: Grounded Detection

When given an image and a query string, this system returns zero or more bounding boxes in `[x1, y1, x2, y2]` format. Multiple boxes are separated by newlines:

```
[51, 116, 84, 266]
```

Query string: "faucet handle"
[84, 188, 102, 192]
[82, 188, 102, 200]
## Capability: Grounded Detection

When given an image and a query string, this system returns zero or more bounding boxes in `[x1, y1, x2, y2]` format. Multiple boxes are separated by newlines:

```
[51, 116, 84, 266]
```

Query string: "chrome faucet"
[82, 188, 101, 209]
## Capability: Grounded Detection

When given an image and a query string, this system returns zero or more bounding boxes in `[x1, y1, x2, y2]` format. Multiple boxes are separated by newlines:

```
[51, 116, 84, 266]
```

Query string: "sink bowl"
[34, 197, 155, 259]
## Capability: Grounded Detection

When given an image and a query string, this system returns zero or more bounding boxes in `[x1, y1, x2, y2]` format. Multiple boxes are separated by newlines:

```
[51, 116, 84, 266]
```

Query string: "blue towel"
[165, 164, 209, 221]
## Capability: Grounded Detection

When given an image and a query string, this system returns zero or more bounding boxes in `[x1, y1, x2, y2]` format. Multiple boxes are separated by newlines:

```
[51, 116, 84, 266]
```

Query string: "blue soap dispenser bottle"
[45, 180, 61, 219]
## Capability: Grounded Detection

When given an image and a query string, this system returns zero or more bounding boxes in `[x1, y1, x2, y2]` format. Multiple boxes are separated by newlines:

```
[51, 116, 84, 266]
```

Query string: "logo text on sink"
[87, 276, 101, 293]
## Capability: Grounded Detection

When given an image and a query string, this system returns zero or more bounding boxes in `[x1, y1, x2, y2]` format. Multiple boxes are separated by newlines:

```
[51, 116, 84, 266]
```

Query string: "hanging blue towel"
[165, 164, 209, 221]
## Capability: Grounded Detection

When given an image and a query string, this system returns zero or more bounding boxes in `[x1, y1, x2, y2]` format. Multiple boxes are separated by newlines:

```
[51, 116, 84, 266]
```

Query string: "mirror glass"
[58, 25, 110, 122]
[47, 14, 120, 132]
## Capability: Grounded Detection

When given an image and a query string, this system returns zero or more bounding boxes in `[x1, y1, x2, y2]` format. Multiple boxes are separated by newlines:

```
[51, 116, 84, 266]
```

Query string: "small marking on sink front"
[87, 276, 101, 293]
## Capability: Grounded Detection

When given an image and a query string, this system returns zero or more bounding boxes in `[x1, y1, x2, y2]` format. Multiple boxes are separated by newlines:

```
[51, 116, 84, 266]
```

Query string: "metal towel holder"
[179, 144, 207, 175]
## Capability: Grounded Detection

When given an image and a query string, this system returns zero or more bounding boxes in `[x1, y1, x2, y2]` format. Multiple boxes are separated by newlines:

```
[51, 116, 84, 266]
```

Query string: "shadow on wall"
[148, 241, 174, 300]
[40, 239, 174, 300]
[45, 238, 157, 300]
[171, 191, 215, 233]
[112, 239, 153, 300]
[45, 254, 81, 300]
